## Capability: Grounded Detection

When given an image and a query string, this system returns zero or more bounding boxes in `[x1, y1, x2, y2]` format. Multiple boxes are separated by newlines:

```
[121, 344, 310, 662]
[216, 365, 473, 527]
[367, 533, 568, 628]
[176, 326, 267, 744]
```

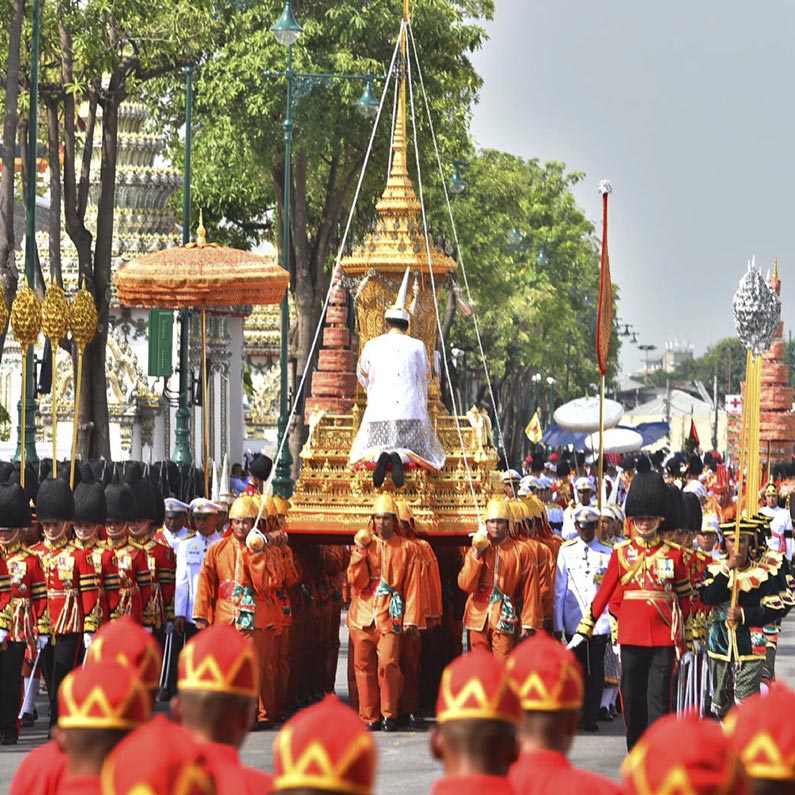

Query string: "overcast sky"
[468, 1, 795, 375]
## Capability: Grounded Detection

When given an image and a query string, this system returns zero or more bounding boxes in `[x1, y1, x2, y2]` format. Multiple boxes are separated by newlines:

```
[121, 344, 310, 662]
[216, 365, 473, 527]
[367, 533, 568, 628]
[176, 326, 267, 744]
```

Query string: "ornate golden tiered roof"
[339, 85, 456, 279]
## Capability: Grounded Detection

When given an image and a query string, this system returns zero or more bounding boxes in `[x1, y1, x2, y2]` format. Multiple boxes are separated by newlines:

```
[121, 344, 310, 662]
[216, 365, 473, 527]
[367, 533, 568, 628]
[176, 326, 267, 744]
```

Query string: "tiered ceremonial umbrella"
[553, 395, 623, 434]
[114, 219, 289, 490]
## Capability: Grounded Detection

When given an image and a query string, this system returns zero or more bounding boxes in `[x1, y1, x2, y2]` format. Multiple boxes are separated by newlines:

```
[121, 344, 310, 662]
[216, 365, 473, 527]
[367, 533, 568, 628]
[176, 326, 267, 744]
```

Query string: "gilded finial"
[773, 257, 779, 281]
[196, 209, 207, 246]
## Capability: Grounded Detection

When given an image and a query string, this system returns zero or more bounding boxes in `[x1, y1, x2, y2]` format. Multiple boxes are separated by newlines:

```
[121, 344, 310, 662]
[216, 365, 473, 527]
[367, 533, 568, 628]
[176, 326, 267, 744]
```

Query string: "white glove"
[36, 634, 49, 651]
[144, 626, 153, 635]
[83, 632, 94, 650]
[165, 621, 174, 635]
[680, 651, 694, 665]
[0, 628, 9, 645]
[612, 643, 620, 656]
[566, 634, 586, 650]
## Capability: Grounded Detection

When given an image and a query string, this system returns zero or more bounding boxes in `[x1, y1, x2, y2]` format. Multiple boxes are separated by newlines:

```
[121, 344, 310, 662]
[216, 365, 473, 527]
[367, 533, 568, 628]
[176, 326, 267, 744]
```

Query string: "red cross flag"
[724, 394, 743, 414]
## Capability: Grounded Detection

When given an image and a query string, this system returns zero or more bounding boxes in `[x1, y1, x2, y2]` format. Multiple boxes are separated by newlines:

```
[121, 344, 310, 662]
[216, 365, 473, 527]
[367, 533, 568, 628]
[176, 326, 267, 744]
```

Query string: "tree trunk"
[44, 94, 62, 288]
[0, 0, 25, 345]
[80, 83, 122, 460]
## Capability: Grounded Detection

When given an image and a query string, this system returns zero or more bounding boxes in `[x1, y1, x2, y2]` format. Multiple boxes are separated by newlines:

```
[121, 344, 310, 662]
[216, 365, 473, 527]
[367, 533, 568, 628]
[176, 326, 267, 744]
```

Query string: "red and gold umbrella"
[114, 219, 289, 489]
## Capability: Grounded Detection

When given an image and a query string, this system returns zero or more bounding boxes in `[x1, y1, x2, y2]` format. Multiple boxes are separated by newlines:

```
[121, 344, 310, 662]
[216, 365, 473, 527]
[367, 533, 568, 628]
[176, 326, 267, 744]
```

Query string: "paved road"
[2, 622, 794, 792]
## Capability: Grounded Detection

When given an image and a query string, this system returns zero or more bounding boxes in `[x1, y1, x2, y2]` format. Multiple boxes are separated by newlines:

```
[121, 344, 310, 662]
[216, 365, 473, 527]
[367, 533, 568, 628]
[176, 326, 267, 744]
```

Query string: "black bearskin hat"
[682, 491, 703, 533]
[624, 459, 667, 519]
[36, 472, 74, 522]
[105, 466, 137, 524]
[73, 463, 107, 526]
[249, 454, 273, 482]
[660, 484, 685, 533]
[0, 482, 32, 529]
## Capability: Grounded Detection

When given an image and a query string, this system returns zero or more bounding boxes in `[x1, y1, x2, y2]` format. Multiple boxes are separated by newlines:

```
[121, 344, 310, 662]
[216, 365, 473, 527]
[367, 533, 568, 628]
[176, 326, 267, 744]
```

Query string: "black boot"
[373, 452, 391, 488]
[389, 452, 404, 487]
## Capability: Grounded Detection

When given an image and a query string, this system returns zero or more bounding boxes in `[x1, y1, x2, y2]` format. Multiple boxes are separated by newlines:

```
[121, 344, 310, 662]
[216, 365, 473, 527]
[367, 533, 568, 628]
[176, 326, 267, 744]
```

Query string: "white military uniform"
[349, 331, 445, 470]
[174, 529, 222, 624]
[162, 524, 190, 549]
[561, 498, 598, 540]
[161, 498, 192, 549]
[760, 504, 793, 558]
[553, 535, 613, 637]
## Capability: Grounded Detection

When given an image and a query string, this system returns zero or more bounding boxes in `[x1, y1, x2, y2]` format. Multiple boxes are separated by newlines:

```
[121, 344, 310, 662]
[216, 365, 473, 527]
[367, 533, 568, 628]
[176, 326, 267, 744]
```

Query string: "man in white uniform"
[760, 481, 793, 559]
[174, 499, 223, 642]
[561, 477, 597, 540]
[554, 505, 613, 731]
[160, 498, 191, 548]
[350, 267, 445, 488]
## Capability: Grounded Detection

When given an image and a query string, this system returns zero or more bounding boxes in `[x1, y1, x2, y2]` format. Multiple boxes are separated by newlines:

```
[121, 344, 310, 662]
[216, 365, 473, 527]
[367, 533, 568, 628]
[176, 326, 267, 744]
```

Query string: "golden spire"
[773, 257, 779, 281]
[338, 0, 455, 277]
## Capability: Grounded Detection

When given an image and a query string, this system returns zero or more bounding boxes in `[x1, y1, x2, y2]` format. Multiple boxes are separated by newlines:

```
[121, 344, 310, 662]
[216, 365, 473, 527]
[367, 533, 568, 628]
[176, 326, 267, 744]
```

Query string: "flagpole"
[598, 374, 605, 512]
[595, 179, 613, 513]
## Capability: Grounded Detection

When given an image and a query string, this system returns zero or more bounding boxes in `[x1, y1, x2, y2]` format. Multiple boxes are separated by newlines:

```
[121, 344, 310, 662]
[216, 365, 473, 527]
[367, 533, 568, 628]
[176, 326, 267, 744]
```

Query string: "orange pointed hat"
[621, 713, 747, 795]
[725, 682, 795, 781]
[100, 714, 216, 795]
[86, 615, 163, 691]
[506, 633, 584, 711]
[178, 624, 258, 697]
[272, 694, 376, 795]
[436, 647, 522, 725]
[58, 660, 151, 730]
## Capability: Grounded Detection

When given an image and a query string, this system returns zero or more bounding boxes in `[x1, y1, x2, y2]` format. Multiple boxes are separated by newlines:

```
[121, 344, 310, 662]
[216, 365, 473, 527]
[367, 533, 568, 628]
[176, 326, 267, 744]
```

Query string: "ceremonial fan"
[114, 215, 289, 493]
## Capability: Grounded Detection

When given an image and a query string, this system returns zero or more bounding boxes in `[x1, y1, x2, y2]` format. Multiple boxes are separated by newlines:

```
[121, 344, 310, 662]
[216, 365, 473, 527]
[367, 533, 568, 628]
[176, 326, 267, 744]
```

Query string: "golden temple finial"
[196, 209, 207, 246]
[773, 257, 779, 281]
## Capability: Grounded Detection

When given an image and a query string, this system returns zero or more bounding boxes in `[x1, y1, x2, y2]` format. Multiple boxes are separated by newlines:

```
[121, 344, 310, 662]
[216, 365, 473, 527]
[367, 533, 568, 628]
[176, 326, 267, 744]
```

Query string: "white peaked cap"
[385, 267, 412, 323]
[211, 461, 220, 502]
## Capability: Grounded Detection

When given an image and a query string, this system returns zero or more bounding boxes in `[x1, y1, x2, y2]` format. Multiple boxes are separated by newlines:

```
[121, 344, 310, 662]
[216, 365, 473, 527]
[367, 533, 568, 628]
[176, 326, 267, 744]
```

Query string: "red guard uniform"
[130, 536, 176, 630]
[576, 534, 691, 749]
[102, 535, 152, 624]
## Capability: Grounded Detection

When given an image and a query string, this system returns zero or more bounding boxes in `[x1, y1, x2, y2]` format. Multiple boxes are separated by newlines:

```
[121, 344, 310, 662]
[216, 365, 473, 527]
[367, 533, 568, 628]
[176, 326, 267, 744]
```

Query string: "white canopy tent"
[621, 389, 728, 452]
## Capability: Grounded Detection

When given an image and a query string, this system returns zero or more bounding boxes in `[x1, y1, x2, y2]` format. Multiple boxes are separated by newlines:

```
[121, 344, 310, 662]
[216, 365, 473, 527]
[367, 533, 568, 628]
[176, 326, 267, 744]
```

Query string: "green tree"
[148, 0, 493, 468]
[5, 0, 218, 457]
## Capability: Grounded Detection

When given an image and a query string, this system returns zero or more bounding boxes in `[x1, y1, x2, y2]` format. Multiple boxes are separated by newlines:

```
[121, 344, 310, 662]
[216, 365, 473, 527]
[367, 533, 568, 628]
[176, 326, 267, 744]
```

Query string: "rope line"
[405, 27, 482, 522]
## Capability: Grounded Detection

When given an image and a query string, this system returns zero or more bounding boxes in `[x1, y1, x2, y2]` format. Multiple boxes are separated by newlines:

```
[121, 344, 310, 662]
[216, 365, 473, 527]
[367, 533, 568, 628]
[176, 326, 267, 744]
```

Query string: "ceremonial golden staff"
[729, 261, 779, 641]
[41, 283, 70, 477]
[595, 180, 613, 510]
[10, 287, 41, 488]
[69, 283, 99, 488]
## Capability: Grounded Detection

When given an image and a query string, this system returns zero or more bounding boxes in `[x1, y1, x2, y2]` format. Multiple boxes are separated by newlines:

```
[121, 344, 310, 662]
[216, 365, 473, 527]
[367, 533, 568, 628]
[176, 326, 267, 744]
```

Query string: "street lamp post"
[268, 0, 379, 498]
[172, 65, 194, 466]
[15, 0, 43, 464]
[637, 343, 657, 385]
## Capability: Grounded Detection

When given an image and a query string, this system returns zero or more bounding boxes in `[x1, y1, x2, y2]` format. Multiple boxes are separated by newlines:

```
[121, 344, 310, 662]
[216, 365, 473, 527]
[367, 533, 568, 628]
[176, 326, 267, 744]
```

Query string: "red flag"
[688, 418, 700, 446]
[596, 180, 613, 375]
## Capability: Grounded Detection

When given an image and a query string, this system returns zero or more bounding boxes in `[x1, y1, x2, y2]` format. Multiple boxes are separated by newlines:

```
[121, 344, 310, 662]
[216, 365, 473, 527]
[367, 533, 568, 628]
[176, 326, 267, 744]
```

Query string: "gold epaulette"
[562, 538, 578, 547]
[664, 540, 683, 550]
[614, 539, 632, 549]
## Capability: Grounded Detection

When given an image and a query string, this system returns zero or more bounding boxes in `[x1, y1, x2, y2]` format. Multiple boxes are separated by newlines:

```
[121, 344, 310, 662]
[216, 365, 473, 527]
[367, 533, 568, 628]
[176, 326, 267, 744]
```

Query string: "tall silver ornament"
[732, 258, 780, 355]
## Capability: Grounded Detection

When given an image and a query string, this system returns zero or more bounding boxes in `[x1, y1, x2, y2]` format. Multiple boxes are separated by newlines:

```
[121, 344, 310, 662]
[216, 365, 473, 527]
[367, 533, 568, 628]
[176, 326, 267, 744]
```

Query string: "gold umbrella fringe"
[42, 283, 70, 477]
[10, 287, 42, 488]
